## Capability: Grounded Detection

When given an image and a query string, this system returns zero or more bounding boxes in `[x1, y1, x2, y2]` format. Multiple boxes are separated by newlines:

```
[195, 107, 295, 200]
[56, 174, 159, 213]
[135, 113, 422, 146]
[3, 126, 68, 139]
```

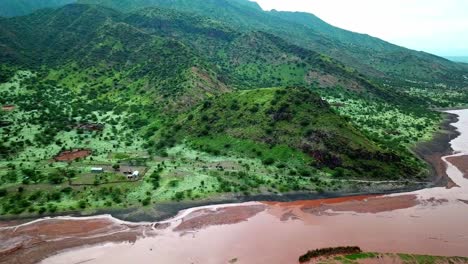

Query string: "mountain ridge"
[2, 0, 466, 86]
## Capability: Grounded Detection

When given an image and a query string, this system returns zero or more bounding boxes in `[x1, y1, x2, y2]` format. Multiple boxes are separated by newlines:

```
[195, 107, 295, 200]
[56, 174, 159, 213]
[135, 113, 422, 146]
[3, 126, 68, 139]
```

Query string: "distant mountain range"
[1, 0, 467, 86]
[0, 0, 75, 17]
[445, 56, 468, 63]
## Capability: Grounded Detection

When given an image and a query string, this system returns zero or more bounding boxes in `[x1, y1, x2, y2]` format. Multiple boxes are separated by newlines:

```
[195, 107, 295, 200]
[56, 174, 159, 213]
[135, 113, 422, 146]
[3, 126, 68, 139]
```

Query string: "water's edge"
[0, 111, 462, 223]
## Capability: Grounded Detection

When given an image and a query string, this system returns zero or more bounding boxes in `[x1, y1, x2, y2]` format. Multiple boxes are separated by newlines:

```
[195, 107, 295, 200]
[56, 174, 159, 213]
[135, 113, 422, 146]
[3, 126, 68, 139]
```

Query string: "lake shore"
[0, 110, 461, 223]
[413, 111, 460, 186]
[91, 109, 467, 222]
[1, 109, 468, 264]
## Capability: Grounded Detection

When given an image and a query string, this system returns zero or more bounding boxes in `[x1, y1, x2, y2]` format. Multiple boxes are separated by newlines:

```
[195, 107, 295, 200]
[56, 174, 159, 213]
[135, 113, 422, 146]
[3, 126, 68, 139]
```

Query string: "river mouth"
[2, 109, 468, 264]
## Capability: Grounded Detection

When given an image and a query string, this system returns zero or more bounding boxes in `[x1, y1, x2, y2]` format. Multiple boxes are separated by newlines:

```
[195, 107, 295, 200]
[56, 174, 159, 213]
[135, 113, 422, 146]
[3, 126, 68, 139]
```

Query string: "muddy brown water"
[2, 109, 468, 264]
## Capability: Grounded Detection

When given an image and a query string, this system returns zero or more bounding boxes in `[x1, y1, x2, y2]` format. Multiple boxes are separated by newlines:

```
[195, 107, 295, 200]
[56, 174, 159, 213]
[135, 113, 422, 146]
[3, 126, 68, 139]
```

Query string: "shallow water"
[17, 110, 468, 263]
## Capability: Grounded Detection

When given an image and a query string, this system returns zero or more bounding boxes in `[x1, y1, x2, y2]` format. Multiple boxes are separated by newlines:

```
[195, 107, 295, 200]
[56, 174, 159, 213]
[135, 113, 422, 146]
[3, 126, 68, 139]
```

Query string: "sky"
[251, 0, 468, 56]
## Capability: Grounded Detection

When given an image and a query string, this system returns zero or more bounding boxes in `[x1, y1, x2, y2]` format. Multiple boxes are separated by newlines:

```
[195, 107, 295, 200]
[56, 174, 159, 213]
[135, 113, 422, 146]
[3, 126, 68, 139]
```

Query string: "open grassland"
[0, 72, 349, 216]
[0, 69, 449, 217]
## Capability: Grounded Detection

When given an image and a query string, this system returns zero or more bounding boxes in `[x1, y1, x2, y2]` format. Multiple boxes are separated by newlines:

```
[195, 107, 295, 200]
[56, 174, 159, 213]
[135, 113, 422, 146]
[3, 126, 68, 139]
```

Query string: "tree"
[4, 170, 17, 183]
[262, 157, 275, 166]
[49, 171, 65, 184]
[142, 197, 151, 206]
[112, 163, 120, 171]
[78, 200, 87, 209]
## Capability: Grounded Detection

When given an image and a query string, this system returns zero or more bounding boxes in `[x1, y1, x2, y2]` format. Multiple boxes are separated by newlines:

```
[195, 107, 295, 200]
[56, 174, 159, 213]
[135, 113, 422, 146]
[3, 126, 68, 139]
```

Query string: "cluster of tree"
[299, 246, 362, 263]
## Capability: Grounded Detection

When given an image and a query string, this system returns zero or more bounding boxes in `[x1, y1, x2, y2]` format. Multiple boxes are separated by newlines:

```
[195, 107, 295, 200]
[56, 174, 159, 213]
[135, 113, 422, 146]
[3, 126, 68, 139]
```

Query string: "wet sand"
[37, 193, 468, 264]
[0, 217, 152, 264]
[265, 194, 420, 214]
[413, 111, 460, 186]
[446, 155, 468, 178]
[174, 204, 266, 231]
[1, 110, 468, 263]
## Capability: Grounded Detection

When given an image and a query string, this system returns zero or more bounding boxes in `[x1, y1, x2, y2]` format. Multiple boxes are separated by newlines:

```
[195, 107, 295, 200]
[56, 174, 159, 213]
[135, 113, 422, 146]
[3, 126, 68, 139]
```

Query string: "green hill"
[159, 87, 421, 179]
[0, 2, 465, 216]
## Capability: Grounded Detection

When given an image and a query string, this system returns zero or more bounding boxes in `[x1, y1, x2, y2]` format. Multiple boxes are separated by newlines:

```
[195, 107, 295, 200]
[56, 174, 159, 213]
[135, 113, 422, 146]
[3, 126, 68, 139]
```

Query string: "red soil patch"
[446, 155, 468, 179]
[264, 194, 419, 215]
[264, 195, 376, 208]
[1, 105, 15, 111]
[174, 205, 266, 231]
[306, 70, 361, 91]
[305, 195, 419, 214]
[54, 149, 91, 162]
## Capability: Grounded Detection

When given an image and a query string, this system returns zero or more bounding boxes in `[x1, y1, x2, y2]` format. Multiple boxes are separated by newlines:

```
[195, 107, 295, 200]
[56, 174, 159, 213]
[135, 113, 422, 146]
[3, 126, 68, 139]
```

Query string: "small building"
[128, 171, 140, 180]
[91, 167, 104, 173]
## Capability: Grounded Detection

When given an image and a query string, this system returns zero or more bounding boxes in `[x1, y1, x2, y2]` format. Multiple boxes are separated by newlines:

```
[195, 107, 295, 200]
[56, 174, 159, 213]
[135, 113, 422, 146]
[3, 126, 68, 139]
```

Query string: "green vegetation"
[0, 1, 467, 217]
[77, 0, 468, 86]
[159, 87, 424, 180]
[309, 251, 468, 264]
[319, 87, 440, 148]
[299, 246, 362, 263]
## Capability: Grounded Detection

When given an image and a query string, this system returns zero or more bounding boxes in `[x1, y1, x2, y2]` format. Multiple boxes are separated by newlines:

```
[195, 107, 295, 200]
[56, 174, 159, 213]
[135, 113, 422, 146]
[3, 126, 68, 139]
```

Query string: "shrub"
[173, 191, 185, 201]
[78, 200, 87, 209]
[262, 157, 275, 165]
[48, 172, 64, 184]
[142, 197, 151, 206]
[38, 207, 46, 214]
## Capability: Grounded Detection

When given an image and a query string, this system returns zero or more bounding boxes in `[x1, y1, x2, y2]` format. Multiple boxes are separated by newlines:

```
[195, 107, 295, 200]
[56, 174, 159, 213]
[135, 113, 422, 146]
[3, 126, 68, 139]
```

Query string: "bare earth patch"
[1, 105, 15, 111]
[54, 149, 91, 162]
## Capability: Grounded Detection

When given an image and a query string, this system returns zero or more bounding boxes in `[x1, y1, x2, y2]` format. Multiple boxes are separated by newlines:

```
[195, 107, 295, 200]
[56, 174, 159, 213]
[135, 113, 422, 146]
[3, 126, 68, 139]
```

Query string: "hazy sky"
[252, 0, 468, 56]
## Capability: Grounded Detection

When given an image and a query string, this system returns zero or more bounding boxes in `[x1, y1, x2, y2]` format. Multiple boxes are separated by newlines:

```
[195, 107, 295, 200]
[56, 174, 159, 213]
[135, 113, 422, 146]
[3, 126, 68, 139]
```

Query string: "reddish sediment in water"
[0, 217, 151, 264]
[174, 204, 266, 231]
[446, 155, 468, 179]
[425, 153, 459, 188]
[2, 189, 468, 264]
[32, 193, 468, 264]
[2, 110, 468, 264]
[264, 194, 419, 215]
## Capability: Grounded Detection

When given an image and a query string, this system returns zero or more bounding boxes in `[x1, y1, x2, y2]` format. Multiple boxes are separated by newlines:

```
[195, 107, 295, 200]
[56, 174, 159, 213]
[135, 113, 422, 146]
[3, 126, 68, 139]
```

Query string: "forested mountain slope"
[0, 4, 402, 108]
[2, 0, 466, 86]
[77, 0, 468, 86]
